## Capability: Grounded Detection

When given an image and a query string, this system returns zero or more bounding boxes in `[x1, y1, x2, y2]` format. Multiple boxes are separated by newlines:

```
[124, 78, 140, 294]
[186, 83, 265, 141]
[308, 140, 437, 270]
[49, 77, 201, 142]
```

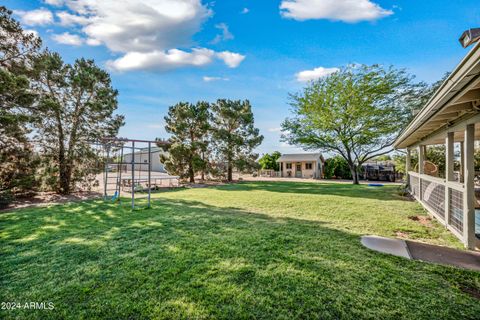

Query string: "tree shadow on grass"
[1, 198, 479, 319]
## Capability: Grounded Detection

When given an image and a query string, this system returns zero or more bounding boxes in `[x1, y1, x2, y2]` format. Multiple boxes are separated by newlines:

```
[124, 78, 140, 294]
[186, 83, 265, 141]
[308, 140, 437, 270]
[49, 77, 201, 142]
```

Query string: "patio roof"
[394, 41, 480, 149]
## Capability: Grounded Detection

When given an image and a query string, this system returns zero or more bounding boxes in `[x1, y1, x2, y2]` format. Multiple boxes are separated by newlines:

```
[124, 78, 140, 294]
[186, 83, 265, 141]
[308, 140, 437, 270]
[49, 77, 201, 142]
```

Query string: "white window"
[305, 163, 313, 170]
[286, 163, 292, 169]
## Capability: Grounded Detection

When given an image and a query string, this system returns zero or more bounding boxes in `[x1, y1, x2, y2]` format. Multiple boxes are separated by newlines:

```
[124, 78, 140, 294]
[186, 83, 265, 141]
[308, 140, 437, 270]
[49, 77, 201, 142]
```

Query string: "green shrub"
[324, 156, 352, 179]
[0, 190, 14, 209]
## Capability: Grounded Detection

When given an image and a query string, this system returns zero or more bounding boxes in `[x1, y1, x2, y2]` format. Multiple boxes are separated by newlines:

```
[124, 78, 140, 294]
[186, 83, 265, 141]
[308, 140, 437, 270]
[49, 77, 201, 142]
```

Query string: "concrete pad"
[361, 235, 411, 259]
[406, 241, 480, 272]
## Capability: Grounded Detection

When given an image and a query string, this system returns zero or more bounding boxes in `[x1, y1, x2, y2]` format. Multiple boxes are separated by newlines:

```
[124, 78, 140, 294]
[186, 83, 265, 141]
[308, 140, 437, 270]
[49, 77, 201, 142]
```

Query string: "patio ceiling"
[394, 42, 480, 148]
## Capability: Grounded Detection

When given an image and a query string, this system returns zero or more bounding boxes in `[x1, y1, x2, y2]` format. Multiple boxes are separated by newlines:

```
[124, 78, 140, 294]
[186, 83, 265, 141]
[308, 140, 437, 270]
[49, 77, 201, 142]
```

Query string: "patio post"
[463, 124, 475, 249]
[405, 148, 411, 184]
[418, 145, 424, 174]
[418, 145, 424, 201]
[460, 141, 465, 183]
[445, 132, 454, 224]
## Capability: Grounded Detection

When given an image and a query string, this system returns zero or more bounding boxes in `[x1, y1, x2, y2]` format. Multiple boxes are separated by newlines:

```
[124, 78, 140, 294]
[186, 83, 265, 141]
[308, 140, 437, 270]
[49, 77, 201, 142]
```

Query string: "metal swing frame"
[96, 137, 170, 209]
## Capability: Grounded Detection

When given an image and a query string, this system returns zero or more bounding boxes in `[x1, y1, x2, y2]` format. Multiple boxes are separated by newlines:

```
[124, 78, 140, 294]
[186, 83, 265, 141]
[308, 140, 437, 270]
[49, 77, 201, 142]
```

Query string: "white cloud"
[216, 51, 245, 68]
[15, 8, 53, 26]
[86, 38, 102, 46]
[74, 0, 211, 53]
[44, 0, 64, 5]
[56, 11, 90, 26]
[107, 48, 216, 72]
[210, 23, 234, 44]
[295, 66, 339, 82]
[23, 29, 39, 37]
[38, 0, 245, 72]
[203, 76, 229, 82]
[241, 8, 249, 14]
[280, 0, 393, 22]
[52, 32, 84, 46]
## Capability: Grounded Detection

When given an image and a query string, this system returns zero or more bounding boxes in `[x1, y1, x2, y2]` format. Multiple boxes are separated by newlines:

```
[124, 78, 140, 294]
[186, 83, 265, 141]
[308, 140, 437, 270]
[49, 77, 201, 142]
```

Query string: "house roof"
[277, 153, 324, 162]
[394, 41, 480, 149]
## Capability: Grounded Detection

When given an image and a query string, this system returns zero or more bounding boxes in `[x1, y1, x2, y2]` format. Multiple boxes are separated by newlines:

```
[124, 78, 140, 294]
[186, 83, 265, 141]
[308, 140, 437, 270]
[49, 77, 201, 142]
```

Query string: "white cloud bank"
[280, 0, 393, 22]
[107, 48, 215, 72]
[34, 0, 245, 71]
[15, 8, 53, 26]
[106, 49, 245, 72]
[295, 66, 339, 82]
[51, 32, 83, 46]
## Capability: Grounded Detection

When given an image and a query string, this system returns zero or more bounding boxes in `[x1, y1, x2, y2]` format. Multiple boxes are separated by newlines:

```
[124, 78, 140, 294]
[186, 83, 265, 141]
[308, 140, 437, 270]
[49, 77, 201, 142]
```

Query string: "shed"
[277, 153, 324, 179]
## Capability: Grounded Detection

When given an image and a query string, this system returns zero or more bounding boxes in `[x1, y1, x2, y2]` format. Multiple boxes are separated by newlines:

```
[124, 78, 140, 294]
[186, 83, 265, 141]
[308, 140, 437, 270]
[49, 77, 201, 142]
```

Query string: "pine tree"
[211, 99, 263, 182]
[0, 6, 41, 198]
[31, 52, 124, 194]
[161, 101, 210, 183]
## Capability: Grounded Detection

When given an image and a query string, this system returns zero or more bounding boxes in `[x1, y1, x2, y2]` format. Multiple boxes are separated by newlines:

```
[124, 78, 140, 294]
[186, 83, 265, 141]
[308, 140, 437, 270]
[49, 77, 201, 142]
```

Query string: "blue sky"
[6, 0, 480, 154]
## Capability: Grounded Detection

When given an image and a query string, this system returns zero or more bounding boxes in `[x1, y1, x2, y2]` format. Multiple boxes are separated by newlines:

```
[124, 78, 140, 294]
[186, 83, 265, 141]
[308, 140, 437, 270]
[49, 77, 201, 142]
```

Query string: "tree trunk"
[58, 156, 71, 194]
[349, 164, 359, 185]
[227, 161, 233, 182]
[188, 164, 195, 183]
[201, 151, 205, 181]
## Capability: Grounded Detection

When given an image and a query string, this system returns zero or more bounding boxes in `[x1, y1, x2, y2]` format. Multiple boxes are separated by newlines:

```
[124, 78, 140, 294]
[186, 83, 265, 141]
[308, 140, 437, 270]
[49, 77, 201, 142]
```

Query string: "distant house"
[277, 153, 324, 179]
[123, 146, 167, 172]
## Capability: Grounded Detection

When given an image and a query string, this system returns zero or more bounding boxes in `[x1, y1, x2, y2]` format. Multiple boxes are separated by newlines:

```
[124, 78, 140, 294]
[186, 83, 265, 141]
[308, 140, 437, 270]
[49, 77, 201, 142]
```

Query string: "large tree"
[282, 64, 422, 184]
[161, 101, 210, 183]
[31, 52, 124, 194]
[211, 99, 263, 181]
[259, 151, 281, 171]
[0, 6, 41, 196]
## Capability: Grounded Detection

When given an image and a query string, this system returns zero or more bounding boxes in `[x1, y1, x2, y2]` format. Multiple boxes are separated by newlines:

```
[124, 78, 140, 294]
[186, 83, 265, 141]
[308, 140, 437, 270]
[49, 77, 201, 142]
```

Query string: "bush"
[324, 156, 352, 179]
[0, 190, 14, 210]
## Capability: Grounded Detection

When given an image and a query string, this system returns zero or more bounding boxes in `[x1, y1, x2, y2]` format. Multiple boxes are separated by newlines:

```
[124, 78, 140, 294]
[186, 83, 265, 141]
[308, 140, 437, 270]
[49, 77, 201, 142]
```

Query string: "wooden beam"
[444, 101, 475, 111]
[454, 88, 480, 104]
[431, 112, 459, 121]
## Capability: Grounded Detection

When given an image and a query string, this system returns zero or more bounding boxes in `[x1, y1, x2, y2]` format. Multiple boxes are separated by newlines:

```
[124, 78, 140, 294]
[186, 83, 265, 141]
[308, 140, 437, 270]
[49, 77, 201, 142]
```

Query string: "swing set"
[93, 137, 173, 209]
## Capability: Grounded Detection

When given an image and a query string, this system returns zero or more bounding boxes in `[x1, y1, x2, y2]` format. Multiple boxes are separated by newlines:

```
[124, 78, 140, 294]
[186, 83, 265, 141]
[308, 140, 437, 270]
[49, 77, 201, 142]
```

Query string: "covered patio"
[394, 41, 480, 249]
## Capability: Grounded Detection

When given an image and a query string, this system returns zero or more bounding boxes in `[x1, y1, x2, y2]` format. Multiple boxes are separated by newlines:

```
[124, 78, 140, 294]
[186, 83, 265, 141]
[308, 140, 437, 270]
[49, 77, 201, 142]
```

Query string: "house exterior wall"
[280, 161, 321, 179]
[123, 151, 166, 172]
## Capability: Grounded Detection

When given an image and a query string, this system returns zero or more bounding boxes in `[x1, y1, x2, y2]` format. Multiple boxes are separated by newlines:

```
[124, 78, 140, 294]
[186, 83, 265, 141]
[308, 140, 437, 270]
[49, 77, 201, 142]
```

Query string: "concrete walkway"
[361, 235, 480, 272]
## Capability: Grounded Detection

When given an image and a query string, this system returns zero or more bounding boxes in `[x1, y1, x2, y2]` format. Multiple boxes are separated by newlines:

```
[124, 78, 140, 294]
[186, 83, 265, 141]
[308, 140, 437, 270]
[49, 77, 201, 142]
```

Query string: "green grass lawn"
[1, 181, 479, 319]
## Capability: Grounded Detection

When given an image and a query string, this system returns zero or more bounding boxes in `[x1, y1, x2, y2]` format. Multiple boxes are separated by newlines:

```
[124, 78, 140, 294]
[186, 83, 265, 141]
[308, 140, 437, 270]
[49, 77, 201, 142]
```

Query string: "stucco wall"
[123, 151, 166, 172]
[281, 161, 321, 179]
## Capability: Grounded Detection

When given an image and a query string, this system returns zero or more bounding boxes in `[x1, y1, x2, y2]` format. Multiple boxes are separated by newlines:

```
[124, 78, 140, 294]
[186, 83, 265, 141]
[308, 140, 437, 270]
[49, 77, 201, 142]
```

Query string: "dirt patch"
[0, 191, 102, 213]
[409, 215, 433, 227]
